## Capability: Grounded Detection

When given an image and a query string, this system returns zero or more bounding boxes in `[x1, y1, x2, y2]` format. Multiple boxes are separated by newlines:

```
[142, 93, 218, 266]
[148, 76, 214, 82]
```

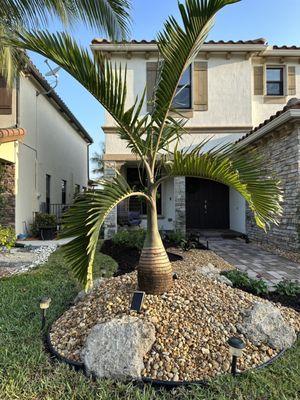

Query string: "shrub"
[248, 278, 269, 295]
[222, 270, 250, 287]
[0, 225, 16, 251]
[275, 280, 300, 297]
[112, 229, 146, 250]
[222, 270, 269, 295]
[166, 230, 186, 245]
[31, 213, 57, 236]
[180, 238, 196, 252]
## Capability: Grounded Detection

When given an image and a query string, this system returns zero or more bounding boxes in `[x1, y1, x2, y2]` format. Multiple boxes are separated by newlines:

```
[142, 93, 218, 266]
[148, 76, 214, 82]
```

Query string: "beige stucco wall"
[14, 75, 89, 234]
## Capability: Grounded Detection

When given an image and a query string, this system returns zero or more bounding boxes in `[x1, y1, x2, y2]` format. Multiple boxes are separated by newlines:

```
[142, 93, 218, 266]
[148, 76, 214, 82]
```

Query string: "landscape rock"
[215, 275, 233, 286]
[196, 263, 221, 276]
[238, 302, 297, 350]
[83, 316, 156, 380]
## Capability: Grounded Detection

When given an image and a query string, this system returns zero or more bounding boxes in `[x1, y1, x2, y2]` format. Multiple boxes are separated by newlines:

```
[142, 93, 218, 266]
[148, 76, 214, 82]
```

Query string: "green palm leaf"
[60, 173, 150, 290]
[164, 142, 282, 230]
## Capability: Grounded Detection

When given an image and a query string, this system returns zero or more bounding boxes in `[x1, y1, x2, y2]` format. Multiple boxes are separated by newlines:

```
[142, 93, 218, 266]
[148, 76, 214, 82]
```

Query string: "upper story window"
[172, 66, 192, 109]
[0, 76, 12, 115]
[266, 67, 284, 96]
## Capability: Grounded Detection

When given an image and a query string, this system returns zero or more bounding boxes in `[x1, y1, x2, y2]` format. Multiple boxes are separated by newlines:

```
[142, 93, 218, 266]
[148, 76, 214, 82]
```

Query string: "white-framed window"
[266, 66, 284, 96]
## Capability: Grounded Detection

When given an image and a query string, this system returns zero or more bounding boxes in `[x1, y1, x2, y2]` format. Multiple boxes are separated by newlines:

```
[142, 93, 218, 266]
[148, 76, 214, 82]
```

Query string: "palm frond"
[6, 30, 147, 157]
[0, 0, 131, 38]
[152, 0, 239, 124]
[165, 141, 282, 230]
[60, 173, 150, 289]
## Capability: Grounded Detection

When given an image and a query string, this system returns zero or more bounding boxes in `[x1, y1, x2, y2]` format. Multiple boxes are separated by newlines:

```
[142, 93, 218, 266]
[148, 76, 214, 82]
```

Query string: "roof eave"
[90, 43, 267, 54]
[236, 109, 300, 148]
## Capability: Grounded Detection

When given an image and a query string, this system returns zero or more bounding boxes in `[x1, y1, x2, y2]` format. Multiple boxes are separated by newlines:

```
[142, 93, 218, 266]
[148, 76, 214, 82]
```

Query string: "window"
[46, 174, 51, 213]
[266, 67, 284, 96]
[126, 167, 162, 215]
[61, 180, 67, 205]
[172, 66, 192, 109]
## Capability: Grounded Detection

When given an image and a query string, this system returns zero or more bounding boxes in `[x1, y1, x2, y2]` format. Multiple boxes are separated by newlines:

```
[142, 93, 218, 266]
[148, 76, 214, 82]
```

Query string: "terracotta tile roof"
[236, 98, 300, 144]
[0, 127, 26, 143]
[273, 45, 300, 50]
[91, 38, 267, 45]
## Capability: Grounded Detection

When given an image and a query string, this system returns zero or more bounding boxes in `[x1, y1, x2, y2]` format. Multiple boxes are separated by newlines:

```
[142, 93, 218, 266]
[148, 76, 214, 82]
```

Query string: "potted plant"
[32, 213, 57, 240]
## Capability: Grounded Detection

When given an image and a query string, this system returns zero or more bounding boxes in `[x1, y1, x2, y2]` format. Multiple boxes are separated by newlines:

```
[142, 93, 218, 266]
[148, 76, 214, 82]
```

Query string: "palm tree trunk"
[137, 188, 173, 294]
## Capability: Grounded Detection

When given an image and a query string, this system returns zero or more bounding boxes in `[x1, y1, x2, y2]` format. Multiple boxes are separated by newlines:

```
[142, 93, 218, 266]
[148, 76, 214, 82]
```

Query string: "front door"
[186, 178, 229, 230]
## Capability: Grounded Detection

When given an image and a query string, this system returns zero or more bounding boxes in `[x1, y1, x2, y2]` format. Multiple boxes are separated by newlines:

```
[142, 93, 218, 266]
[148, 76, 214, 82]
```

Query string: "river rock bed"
[50, 267, 299, 382]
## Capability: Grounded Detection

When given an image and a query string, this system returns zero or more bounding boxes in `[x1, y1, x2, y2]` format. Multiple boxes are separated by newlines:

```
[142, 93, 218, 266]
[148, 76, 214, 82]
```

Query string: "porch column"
[174, 176, 186, 233]
[103, 161, 118, 239]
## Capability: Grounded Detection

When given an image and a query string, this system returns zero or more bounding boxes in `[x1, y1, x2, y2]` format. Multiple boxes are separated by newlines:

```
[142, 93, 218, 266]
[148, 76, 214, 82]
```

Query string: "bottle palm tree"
[6, 0, 282, 294]
[0, 0, 131, 82]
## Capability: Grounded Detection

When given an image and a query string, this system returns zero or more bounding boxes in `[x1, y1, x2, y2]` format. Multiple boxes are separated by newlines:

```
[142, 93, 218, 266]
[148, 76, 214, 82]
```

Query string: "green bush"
[112, 229, 146, 250]
[222, 269, 250, 287]
[31, 213, 57, 236]
[275, 280, 300, 297]
[222, 270, 269, 295]
[166, 230, 186, 245]
[248, 278, 269, 295]
[0, 225, 16, 250]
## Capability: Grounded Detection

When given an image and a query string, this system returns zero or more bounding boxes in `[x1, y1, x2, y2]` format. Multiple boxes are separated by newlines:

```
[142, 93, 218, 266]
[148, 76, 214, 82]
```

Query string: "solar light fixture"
[39, 296, 51, 330]
[173, 273, 179, 280]
[130, 291, 145, 313]
[228, 336, 245, 376]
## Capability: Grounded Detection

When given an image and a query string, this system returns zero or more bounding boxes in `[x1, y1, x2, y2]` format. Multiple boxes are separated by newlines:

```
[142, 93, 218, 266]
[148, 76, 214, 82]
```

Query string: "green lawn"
[0, 249, 299, 400]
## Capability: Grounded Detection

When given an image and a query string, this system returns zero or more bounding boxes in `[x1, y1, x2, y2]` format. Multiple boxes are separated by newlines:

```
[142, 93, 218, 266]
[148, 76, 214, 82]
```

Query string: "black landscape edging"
[44, 326, 296, 389]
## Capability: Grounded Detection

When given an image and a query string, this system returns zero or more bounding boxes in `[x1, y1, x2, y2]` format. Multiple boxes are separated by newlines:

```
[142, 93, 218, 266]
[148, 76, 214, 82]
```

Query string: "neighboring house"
[0, 60, 93, 236]
[91, 38, 300, 251]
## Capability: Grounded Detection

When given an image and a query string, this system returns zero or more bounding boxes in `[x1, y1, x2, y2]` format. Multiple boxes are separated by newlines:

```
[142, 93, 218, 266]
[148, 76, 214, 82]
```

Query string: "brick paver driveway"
[209, 238, 300, 286]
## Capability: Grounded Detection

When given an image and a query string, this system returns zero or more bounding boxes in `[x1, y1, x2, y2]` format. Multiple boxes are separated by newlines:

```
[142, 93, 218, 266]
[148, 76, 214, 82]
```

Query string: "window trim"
[266, 66, 285, 97]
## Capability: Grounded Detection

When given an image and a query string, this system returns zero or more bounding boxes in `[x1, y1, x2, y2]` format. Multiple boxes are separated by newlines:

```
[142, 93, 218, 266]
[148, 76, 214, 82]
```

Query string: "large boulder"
[238, 302, 296, 350]
[83, 316, 156, 380]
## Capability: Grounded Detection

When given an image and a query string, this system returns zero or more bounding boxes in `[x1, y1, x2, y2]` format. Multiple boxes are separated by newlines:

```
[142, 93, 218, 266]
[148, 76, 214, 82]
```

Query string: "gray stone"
[83, 316, 156, 380]
[196, 263, 221, 276]
[215, 275, 233, 286]
[238, 302, 296, 350]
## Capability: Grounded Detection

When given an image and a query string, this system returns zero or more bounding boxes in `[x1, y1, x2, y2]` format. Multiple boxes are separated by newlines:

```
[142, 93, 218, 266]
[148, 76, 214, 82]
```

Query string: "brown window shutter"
[288, 66, 296, 95]
[146, 62, 158, 112]
[0, 76, 12, 115]
[193, 62, 208, 111]
[253, 66, 264, 95]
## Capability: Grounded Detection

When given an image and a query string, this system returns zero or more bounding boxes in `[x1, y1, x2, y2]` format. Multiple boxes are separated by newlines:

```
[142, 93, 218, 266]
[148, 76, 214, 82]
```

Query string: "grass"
[0, 250, 299, 400]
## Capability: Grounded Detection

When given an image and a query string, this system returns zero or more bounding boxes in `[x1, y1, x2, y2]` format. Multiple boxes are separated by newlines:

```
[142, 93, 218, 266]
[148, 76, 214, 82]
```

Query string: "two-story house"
[91, 38, 300, 251]
[0, 59, 93, 236]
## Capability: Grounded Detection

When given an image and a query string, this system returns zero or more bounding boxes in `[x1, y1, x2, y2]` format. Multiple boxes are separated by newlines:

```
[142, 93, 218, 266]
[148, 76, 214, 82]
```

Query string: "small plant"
[248, 278, 269, 295]
[275, 280, 300, 297]
[31, 213, 57, 236]
[112, 229, 146, 250]
[166, 230, 186, 245]
[0, 225, 16, 251]
[222, 270, 250, 288]
[180, 238, 196, 252]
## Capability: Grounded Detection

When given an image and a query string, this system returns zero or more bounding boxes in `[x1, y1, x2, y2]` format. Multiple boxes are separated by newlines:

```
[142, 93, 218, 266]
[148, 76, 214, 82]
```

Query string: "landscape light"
[39, 296, 51, 330]
[228, 336, 245, 376]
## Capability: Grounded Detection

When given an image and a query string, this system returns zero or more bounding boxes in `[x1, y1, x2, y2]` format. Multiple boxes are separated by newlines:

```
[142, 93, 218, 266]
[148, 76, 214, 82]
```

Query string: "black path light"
[39, 296, 51, 330]
[228, 337, 245, 376]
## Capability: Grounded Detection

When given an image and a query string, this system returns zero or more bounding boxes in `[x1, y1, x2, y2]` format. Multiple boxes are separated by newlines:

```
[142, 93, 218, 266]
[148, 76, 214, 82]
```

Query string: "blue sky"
[29, 0, 300, 176]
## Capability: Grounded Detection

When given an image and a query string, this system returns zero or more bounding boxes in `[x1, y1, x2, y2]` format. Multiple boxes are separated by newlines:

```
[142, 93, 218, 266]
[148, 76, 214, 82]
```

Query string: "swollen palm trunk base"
[138, 246, 173, 294]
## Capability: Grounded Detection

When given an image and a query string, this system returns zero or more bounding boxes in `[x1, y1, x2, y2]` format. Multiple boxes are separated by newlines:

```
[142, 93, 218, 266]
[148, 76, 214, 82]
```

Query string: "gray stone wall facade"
[0, 162, 15, 227]
[103, 161, 118, 239]
[174, 176, 186, 233]
[246, 126, 300, 251]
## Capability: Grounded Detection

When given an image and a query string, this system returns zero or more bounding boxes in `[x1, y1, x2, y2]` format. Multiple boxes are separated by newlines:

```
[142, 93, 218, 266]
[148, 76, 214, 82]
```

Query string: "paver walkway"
[209, 238, 300, 286]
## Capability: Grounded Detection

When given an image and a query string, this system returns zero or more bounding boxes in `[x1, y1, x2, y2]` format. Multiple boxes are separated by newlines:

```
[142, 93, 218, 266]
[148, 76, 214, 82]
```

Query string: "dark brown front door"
[186, 178, 229, 230]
